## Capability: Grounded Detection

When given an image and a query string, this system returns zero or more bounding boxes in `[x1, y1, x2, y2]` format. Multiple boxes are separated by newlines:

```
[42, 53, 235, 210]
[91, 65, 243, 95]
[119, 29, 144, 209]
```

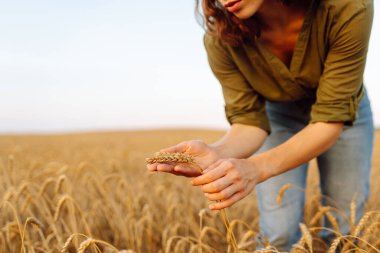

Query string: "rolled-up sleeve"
[204, 33, 270, 133]
[310, 0, 373, 125]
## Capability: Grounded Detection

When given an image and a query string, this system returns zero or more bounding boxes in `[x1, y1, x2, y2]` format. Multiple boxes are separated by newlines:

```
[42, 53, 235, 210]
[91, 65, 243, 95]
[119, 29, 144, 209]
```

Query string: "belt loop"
[350, 95, 358, 121]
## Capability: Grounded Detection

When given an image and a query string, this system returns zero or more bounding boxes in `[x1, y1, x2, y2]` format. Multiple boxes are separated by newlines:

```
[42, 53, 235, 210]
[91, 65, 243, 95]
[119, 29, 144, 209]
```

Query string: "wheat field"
[0, 129, 379, 253]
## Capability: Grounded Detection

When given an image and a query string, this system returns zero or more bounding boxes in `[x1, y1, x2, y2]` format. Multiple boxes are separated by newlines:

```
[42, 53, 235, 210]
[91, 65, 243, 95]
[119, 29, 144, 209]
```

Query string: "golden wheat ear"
[145, 152, 203, 173]
[146, 151, 239, 252]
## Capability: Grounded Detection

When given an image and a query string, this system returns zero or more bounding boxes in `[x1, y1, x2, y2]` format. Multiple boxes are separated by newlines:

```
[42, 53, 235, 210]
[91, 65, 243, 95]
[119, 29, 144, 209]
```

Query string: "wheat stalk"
[146, 152, 239, 253]
[77, 238, 94, 253]
[55, 174, 68, 194]
[353, 211, 372, 237]
[276, 184, 294, 206]
[362, 221, 380, 242]
[327, 236, 341, 253]
[309, 207, 327, 227]
[350, 193, 357, 230]
[19, 217, 44, 253]
[324, 211, 339, 233]
[0, 201, 23, 252]
[61, 234, 76, 253]
[299, 223, 313, 253]
[254, 245, 280, 253]
[291, 243, 309, 252]
[38, 177, 56, 196]
[54, 195, 73, 221]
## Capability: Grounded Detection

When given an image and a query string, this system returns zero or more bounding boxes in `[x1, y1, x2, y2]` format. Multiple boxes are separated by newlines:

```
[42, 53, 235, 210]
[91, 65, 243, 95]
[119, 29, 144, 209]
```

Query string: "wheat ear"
[146, 152, 239, 253]
[299, 223, 313, 253]
[146, 152, 203, 173]
[327, 236, 341, 253]
[61, 234, 76, 253]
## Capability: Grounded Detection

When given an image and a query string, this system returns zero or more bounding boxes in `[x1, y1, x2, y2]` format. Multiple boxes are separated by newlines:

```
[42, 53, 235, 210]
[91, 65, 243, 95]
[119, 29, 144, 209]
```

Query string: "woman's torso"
[216, 0, 372, 102]
[203, 0, 373, 131]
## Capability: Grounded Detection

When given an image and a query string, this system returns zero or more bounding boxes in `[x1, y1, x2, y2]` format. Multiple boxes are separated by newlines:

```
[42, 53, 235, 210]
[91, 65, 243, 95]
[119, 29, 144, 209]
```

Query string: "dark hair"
[195, 0, 297, 47]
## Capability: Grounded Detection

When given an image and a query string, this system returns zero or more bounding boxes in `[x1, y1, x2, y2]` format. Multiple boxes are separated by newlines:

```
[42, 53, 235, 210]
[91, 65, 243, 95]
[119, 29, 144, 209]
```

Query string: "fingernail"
[209, 204, 215, 210]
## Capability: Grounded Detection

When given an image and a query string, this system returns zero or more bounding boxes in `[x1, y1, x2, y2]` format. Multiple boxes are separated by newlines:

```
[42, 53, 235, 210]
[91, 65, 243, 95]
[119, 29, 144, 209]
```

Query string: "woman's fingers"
[147, 162, 201, 177]
[147, 163, 171, 172]
[159, 141, 188, 153]
[146, 163, 157, 171]
[147, 140, 219, 177]
[208, 190, 247, 210]
[204, 183, 239, 200]
[201, 175, 233, 193]
[173, 164, 202, 177]
[189, 158, 257, 210]
[202, 159, 224, 174]
[156, 163, 175, 172]
[191, 161, 227, 186]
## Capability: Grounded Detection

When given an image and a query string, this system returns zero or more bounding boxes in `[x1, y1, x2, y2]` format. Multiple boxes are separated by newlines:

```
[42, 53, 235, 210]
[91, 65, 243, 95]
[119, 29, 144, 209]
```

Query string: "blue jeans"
[255, 91, 374, 251]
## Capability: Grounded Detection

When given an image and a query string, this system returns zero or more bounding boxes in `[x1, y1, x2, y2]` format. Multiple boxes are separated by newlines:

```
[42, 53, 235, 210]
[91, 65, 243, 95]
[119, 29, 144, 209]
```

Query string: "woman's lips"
[224, 0, 242, 12]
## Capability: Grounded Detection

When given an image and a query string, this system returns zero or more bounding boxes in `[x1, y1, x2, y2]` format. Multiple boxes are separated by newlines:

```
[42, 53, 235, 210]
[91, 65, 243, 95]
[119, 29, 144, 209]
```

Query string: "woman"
[147, 0, 374, 250]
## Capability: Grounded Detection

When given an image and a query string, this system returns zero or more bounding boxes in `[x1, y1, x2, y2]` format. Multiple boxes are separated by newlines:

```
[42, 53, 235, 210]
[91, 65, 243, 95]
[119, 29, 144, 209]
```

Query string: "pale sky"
[0, 0, 379, 134]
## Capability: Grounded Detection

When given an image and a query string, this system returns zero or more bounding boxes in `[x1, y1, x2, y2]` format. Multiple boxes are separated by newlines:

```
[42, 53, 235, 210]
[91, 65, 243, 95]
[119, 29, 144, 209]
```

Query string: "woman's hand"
[191, 158, 266, 210]
[146, 140, 220, 177]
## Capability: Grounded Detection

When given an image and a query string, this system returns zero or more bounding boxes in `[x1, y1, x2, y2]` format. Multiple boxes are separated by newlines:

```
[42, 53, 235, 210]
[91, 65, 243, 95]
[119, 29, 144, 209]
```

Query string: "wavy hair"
[195, 0, 296, 47]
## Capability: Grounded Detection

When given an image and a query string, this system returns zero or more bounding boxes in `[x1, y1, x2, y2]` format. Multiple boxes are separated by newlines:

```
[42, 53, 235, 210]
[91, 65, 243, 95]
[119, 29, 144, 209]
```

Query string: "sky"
[0, 0, 379, 134]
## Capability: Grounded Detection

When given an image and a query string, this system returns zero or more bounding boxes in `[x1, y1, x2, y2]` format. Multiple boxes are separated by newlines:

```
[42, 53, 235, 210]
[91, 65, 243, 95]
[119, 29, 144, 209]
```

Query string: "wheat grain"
[327, 236, 341, 253]
[2, 187, 15, 201]
[350, 194, 357, 230]
[146, 152, 194, 164]
[37, 177, 56, 196]
[24, 217, 43, 229]
[299, 223, 313, 252]
[15, 182, 30, 199]
[77, 238, 94, 253]
[54, 196, 69, 221]
[254, 245, 280, 253]
[238, 230, 256, 250]
[291, 243, 308, 253]
[146, 152, 203, 173]
[362, 221, 380, 242]
[55, 175, 68, 194]
[353, 212, 372, 237]
[60, 234, 76, 253]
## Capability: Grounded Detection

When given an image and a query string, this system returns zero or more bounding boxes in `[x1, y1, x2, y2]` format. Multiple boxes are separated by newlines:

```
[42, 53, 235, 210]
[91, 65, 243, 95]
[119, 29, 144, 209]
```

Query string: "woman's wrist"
[209, 143, 228, 159]
[247, 154, 276, 183]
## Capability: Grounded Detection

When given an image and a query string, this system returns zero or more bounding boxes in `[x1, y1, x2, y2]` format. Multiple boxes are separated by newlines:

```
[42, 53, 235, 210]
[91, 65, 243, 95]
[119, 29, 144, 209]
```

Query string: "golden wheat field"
[0, 129, 379, 253]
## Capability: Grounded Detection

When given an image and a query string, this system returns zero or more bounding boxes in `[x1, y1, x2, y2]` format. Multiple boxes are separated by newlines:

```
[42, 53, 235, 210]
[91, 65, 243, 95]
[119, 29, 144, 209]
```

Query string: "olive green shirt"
[204, 0, 373, 133]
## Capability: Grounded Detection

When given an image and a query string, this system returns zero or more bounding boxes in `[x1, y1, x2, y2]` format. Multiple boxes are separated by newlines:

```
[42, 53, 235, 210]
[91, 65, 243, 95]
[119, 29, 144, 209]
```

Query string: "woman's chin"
[234, 12, 254, 20]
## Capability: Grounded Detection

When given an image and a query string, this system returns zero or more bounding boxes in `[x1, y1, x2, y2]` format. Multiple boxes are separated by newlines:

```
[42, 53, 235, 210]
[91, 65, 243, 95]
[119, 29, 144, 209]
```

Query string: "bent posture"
[147, 0, 374, 250]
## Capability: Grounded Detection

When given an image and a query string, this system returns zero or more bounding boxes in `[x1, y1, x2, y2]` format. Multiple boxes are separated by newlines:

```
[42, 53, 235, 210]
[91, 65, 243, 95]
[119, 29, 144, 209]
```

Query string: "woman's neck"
[256, 0, 310, 30]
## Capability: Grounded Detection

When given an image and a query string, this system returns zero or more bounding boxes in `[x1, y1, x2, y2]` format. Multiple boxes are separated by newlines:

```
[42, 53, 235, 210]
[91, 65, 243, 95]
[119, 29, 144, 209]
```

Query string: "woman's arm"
[253, 122, 343, 179]
[147, 123, 267, 177]
[192, 122, 344, 210]
[211, 123, 268, 159]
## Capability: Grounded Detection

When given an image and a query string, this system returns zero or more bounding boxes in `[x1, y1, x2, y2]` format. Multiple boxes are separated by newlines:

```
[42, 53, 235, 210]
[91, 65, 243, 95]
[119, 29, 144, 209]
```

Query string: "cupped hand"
[146, 140, 220, 177]
[191, 158, 264, 210]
